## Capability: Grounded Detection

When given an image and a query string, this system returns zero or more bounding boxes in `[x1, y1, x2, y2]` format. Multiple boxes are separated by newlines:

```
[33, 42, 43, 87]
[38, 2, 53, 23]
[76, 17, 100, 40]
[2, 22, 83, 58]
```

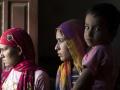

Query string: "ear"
[16, 45, 22, 56]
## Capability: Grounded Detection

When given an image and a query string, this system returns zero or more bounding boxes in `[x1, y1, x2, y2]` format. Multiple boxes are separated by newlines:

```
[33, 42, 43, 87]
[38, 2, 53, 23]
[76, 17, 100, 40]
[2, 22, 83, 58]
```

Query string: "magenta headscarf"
[0, 28, 35, 62]
[0, 28, 39, 90]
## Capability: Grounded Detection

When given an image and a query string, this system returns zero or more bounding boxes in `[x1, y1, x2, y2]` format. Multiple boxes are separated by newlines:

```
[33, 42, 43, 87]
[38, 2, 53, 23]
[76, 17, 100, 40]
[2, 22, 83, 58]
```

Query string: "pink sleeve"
[82, 45, 109, 75]
[34, 70, 50, 90]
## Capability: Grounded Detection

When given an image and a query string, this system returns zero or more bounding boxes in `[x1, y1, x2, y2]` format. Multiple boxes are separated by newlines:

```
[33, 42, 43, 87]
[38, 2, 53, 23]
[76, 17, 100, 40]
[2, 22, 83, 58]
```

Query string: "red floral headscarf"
[0, 28, 37, 90]
[0, 28, 35, 62]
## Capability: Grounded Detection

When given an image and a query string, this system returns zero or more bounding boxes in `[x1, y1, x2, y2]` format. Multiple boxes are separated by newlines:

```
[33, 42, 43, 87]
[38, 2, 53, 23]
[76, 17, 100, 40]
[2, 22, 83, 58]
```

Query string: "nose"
[0, 53, 4, 59]
[87, 28, 93, 38]
[55, 42, 60, 51]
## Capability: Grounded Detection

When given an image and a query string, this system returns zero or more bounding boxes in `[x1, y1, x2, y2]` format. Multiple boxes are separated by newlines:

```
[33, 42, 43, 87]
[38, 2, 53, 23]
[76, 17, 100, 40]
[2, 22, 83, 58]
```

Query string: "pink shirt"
[82, 45, 115, 90]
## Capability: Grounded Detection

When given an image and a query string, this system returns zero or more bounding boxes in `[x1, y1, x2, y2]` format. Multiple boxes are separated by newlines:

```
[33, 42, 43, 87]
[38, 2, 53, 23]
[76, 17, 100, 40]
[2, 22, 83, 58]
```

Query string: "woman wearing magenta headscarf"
[55, 19, 87, 90]
[0, 28, 50, 90]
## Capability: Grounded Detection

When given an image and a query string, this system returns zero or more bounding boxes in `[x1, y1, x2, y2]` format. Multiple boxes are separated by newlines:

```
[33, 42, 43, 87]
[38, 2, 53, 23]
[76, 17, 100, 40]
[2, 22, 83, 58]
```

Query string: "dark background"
[38, 0, 120, 89]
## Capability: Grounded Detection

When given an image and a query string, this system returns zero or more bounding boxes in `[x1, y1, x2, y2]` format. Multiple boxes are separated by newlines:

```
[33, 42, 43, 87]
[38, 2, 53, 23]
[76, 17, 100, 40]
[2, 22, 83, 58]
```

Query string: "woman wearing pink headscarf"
[0, 28, 50, 90]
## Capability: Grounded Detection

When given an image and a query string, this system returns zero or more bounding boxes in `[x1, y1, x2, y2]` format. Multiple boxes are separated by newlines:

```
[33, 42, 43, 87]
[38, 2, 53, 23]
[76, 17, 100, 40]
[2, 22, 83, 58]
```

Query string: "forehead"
[85, 14, 108, 29]
[56, 29, 65, 38]
[0, 44, 11, 49]
[85, 14, 100, 25]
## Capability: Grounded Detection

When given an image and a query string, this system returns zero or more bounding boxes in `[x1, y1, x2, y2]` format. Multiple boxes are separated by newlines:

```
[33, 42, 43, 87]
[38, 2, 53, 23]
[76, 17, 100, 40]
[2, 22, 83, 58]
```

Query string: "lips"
[86, 37, 92, 40]
[2, 59, 6, 62]
[2, 60, 6, 64]
[57, 52, 62, 57]
[58, 53, 61, 57]
[86, 38, 93, 42]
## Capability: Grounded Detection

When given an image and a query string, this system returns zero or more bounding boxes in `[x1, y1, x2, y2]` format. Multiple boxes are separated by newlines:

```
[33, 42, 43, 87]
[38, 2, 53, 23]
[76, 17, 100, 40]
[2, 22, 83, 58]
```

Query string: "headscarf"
[0, 28, 38, 90]
[56, 19, 87, 90]
[0, 28, 35, 61]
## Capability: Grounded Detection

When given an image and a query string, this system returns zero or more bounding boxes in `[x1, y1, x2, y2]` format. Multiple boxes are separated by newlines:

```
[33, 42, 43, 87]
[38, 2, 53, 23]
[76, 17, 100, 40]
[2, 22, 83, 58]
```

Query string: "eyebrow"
[56, 37, 65, 40]
[85, 23, 89, 25]
[0, 47, 7, 50]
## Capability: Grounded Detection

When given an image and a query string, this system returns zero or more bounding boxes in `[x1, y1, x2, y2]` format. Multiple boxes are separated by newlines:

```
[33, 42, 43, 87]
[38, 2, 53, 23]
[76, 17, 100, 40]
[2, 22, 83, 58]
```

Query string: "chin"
[60, 57, 65, 62]
[86, 43, 93, 47]
[60, 59, 64, 62]
[4, 64, 9, 67]
[4, 64, 12, 68]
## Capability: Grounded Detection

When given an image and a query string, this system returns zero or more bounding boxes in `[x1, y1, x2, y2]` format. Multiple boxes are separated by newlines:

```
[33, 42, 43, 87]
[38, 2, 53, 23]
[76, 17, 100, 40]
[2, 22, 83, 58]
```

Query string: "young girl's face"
[84, 13, 110, 47]
[55, 29, 71, 61]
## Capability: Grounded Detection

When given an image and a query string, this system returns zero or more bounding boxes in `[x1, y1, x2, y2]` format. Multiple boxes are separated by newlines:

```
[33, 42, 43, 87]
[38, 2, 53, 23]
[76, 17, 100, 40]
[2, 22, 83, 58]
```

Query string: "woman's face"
[55, 30, 71, 61]
[84, 13, 109, 47]
[0, 44, 20, 67]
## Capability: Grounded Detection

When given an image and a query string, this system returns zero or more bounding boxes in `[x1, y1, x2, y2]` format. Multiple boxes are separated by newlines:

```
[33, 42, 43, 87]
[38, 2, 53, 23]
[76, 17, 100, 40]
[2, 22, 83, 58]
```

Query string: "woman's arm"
[73, 68, 93, 90]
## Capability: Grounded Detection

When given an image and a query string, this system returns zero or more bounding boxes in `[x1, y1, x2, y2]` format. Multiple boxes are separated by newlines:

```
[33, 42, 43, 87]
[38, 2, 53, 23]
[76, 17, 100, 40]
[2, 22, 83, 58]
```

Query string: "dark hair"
[86, 3, 120, 39]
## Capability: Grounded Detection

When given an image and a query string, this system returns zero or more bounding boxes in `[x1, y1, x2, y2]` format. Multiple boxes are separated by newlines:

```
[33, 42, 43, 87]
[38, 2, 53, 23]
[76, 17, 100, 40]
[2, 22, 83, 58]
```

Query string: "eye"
[94, 26, 101, 32]
[58, 38, 65, 43]
[0, 48, 5, 52]
[85, 25, 89, 30]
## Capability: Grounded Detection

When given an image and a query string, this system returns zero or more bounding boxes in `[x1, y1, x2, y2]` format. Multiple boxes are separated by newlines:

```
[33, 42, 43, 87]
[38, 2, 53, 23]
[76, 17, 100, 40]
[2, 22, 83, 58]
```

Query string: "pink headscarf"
[0, 28, 35, 62]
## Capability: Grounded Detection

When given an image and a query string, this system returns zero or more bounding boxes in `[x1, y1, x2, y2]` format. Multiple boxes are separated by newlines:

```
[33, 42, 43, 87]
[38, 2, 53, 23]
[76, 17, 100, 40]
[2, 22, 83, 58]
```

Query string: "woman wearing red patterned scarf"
[0, 28, 50, 90]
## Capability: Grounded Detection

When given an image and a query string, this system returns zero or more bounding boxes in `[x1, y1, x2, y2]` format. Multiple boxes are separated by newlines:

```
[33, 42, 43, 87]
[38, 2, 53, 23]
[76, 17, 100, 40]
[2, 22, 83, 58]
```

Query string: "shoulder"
[92, 45, 107, 52]
[83, 45, 111, 66]
[88, 45, 110, 56]
[34, 70, 50, 90]
[35, 70, 49, 81]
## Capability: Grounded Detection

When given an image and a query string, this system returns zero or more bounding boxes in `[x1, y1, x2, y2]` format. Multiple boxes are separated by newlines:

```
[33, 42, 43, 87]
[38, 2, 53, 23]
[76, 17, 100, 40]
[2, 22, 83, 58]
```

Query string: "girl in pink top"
[73, 3, 120, 90]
